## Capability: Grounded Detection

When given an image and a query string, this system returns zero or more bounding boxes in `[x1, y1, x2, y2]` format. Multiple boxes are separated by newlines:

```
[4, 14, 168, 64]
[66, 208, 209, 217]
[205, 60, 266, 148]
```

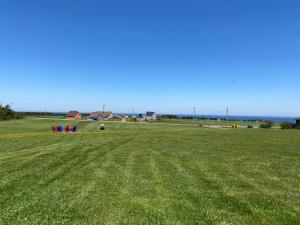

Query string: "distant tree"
[260, 121, 274, 129]
[0, 104, 24, 121]
[280, 122, 293, 129]
[182, 116, 193, 120]
[164, 115, 177, 119]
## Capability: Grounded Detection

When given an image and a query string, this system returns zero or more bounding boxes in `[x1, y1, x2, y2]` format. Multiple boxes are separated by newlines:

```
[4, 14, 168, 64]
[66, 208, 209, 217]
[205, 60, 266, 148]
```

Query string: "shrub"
[127, 117, 137, 122]
[156, 117, 162, 121]
[15, 112, 25, 119]
[260, 121, 274, 129]
[280, 122, 294, 129]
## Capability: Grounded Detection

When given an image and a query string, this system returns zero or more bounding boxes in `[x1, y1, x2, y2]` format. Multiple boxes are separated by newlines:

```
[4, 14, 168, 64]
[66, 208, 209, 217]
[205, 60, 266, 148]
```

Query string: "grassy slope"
[0, 119, 299, 225]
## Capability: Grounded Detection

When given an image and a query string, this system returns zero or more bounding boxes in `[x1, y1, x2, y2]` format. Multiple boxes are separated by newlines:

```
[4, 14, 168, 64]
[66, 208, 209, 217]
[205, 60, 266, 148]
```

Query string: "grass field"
[154, 118, 264, 127]
[0, 119, 299, 224]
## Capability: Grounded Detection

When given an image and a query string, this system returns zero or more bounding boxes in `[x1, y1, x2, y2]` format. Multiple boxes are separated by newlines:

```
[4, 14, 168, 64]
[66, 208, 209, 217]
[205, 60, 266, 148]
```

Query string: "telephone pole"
[193, 106, 196, 125]
[103, 104, 105, 113]
[226, 107, 229, 127]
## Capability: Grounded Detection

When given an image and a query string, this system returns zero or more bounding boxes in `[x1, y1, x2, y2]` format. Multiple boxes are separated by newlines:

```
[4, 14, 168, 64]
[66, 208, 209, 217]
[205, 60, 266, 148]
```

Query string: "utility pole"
[103, 104, 105, 113]
[44, 108, 47, 118]
[193, 106, 196, 125]
[226, 107, 229, 127]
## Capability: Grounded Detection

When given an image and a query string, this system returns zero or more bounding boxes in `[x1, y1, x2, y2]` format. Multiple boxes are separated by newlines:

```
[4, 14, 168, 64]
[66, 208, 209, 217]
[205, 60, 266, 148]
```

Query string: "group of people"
[52, 125, 78, 132]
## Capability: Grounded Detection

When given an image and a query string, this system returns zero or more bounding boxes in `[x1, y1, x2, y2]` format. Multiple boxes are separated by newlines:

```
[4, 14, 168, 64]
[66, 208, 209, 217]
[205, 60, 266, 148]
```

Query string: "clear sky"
[0, 0, 299, 116]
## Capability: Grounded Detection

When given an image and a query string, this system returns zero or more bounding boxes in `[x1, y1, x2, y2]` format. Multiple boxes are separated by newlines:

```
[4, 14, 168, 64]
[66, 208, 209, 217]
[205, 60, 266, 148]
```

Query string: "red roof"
[66, 111, 80, 117]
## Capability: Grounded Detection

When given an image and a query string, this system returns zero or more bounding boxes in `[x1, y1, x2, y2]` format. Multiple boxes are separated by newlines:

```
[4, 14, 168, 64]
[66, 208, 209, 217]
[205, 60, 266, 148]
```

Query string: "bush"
[260, 121, 274, 129]
[280, 122, 294, 129]
[15, 112, 25, 119]
[156, 117, 162, 121]
[127, 117, 137, 122]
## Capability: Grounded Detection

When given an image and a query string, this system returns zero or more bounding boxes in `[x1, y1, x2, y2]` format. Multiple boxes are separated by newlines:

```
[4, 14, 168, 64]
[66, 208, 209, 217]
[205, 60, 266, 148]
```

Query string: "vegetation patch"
[0, 105, 24, 121]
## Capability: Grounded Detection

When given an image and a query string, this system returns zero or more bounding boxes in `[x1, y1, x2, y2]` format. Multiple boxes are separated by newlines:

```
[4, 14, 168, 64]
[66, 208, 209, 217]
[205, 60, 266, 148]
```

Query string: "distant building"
[138, 113, 146, 121]
[146, 112, 157, 121]
[120, 114, 127, 122]
[89, 111, 113, 121]
[296, 118, 300, 127]
[119, 113, 126, 121]
[66, 111, 82, 120]
[89, 112, 102, 120]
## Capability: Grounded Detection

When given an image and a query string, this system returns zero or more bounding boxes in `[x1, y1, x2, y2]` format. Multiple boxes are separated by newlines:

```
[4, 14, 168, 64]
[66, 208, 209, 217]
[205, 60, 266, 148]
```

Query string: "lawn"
[154, 118, 265, 127]
[0, 119, 299, 225]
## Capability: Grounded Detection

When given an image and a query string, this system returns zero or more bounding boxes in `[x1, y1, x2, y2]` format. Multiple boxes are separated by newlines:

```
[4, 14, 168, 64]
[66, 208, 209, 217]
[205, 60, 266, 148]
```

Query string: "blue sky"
[0, 0, 300, 116]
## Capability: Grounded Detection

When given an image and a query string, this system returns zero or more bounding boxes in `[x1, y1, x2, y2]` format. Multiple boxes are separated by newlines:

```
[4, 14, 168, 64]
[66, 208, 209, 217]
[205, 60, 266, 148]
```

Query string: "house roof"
[66, 111, 80, 117]
[102, 112, 113, 118]
[146, 112, 155, 116]
[89, 111, 113, 118]
[89, 111, 102, 118]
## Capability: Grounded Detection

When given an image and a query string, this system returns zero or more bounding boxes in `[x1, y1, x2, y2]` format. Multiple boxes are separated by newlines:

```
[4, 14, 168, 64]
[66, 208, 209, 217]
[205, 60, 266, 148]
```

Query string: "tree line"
[0, 104, 24, 121]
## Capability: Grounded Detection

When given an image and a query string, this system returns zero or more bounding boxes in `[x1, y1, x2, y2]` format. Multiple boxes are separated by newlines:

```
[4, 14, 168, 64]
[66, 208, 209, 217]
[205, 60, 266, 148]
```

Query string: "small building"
[138, 113, 146, 121]
[119, 113, 126, 122]
[296, 118, 300, 127]
[120, 114, 127, 122]
[66, 111, 82, 120]
[89, 112, 102, 120]
[146, 112, 157, 121]
[89, 111, 113, 121]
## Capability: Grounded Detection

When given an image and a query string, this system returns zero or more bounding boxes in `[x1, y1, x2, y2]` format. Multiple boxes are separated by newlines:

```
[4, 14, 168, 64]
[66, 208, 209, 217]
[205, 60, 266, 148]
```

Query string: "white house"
[145, 112, 157, 121]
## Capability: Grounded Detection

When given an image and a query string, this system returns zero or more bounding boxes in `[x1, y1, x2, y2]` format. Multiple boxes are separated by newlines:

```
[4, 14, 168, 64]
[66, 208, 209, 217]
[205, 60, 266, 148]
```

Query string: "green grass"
[0, 119, 299, 224]
[154, 118, 263, 126]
